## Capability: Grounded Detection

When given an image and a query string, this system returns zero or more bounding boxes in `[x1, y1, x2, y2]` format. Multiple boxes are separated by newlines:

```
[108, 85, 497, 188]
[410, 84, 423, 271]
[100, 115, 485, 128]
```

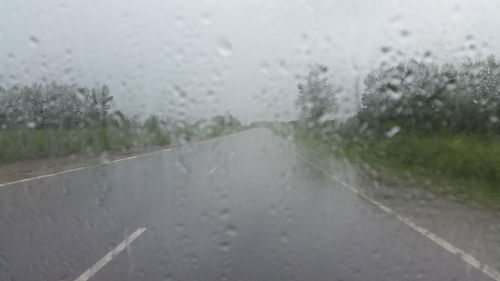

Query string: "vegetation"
[295, 64, 340, 128]
[0, 82, 243, 164]
[289, 57, 500, 206]
[354, 56, 500, 136]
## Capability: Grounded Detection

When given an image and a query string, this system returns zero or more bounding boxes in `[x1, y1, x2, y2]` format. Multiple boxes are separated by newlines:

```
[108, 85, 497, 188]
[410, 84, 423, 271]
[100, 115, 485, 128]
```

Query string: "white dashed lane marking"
[73, 228, 146, 281]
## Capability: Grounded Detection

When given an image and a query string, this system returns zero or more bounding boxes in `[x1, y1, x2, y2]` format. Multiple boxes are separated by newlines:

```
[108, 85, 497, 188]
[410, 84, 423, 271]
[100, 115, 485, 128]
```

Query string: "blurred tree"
[211, 114, 242, 129]
[0, 82, 114, 129]
[295, 64, 340, 128]
[357, 56, 500, 136]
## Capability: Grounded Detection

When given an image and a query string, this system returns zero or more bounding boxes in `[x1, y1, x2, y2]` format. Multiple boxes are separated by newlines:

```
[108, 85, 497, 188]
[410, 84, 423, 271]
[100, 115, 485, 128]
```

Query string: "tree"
[357, 56, 500, 136]
[84, 85, 114, 126]
[295, 64, 339, 128]
[144, 115, 161, 131]
[211, 114, 241, 129]
[0, 82, 114, 129]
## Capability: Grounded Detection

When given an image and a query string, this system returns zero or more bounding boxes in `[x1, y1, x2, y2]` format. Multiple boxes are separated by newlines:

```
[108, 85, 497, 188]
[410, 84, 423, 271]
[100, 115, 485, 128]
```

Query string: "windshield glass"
[1, 1, 500, 280]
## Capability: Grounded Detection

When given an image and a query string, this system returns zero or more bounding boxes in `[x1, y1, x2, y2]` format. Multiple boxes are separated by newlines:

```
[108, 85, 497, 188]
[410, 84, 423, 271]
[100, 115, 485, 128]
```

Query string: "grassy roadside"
[293, 132, 500, 209]
[0, 127, 172, 164]
[0, 126, 243, 165]
[0, 82, 246, 165]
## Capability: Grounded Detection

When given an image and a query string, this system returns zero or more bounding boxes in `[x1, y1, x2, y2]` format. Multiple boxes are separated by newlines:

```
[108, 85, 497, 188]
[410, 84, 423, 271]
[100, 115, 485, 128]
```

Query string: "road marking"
[74, 227, 146, 281]
[294, 152, 500, 281]
[0, 132, 244, 190]
[207, 166, 218, 176]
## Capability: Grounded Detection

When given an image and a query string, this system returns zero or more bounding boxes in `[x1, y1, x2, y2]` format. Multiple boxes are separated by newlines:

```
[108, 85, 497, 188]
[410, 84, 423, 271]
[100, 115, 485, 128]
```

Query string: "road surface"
[0, 128, 497, 281]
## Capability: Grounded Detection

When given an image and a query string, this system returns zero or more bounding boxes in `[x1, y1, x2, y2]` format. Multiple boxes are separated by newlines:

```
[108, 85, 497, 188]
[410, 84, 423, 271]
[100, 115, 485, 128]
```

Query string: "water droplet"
[390, 14, 402, 22]
[99, 152, 111, 164]
[380, 46, 391, 53]
[200, 12, 211, 26]
[174, 15, 184, 26]
[219, 240, 230, 252]
[280, 231, 289, 244]
[26, 122, 36, 129]
[175, 222, 184, 232]
[64, 67, 73, 75]
[259, 62, 270, 74]
[29, 36, 39, 48]
[385, 126, 401, 138]
[217, 38, 233, 58]
[58, 2, 68, 11]
[220, 208, 230, 220]
[225, 224, 238, 237]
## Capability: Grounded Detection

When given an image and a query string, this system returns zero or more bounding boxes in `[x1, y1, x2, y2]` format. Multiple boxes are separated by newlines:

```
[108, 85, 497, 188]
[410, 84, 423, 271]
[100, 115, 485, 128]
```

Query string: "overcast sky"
[1, 0, 500, 122]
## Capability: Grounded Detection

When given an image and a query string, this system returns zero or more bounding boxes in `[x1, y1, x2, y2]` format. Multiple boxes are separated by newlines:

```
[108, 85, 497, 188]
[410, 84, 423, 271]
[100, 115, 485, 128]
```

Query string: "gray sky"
[1, 0, 500, 122]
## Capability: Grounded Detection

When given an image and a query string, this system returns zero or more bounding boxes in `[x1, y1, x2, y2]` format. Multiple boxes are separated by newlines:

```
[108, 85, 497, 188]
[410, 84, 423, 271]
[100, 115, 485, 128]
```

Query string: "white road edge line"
[74, 227, 146, 281]
[294, 152, 500, 281]
[0, 131, 242, 190]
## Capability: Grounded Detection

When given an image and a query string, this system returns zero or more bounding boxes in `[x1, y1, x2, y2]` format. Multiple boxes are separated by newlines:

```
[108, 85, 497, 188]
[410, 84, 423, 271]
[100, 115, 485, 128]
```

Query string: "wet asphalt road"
[0, 128, 493, 281]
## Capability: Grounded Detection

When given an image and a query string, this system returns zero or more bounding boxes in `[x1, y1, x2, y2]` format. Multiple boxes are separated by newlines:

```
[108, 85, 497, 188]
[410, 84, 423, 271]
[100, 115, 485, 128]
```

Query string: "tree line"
[0, 82, 241, 132]
[289, 57, 500, 196]
[0, 82, 242, 163]
[295, 56, 500, 137]
[0, 83, 115, 129]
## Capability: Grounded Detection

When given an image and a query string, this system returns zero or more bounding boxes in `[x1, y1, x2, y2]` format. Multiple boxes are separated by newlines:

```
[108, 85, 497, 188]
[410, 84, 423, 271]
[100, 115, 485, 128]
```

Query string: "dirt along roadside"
[0, 144, 173, 185]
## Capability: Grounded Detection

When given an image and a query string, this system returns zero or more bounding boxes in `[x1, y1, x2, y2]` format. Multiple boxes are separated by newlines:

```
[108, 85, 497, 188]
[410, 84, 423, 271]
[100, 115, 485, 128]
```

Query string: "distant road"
[0, 128, 496, 281]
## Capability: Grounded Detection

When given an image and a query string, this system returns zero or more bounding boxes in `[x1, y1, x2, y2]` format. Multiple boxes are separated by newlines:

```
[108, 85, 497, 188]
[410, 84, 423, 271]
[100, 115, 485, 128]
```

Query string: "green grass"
[0, 127, 171, 164]
[0, 125, 243, 165]
[294, 132, 500, 209]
